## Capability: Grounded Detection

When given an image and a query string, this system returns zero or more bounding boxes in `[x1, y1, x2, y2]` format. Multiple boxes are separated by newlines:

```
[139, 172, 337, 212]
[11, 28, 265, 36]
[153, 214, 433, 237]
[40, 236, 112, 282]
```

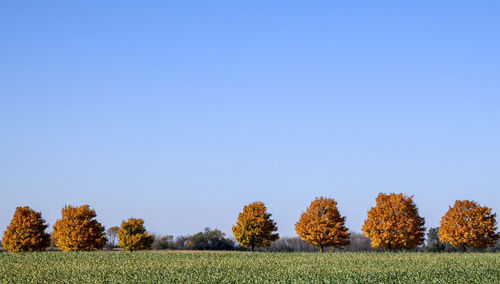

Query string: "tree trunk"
[251, 244, 255, 252]
[320, 246, 324, 253]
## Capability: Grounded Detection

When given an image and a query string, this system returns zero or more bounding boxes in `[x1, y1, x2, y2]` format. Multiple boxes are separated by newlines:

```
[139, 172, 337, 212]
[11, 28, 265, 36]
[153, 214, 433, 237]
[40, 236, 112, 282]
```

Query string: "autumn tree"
[2, 206, 51, 252]
[362, 193, 426, 250]
[52, 205, 107, 251]
[232, 201, 279, 251]
[439, 200, 499, 249]
[118, 218, 154, 251]
[295, 197, 350, 252]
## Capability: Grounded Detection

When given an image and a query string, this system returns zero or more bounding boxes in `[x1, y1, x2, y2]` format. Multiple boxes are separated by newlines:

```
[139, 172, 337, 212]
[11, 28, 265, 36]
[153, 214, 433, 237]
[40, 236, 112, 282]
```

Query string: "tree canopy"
[2, 206, 51, 252]
[295, 197, 350, 252]
[118, 218, 154, 251]
[52, 205, 107, 252]
[232, 201, 279, 251]
[439, 200, 499, 249]
[362, 193, 426, 250]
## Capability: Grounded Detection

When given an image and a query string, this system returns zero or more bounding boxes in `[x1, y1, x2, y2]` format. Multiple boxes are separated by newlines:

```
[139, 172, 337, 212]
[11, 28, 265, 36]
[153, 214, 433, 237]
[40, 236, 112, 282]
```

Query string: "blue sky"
[1, 1, 499, 237]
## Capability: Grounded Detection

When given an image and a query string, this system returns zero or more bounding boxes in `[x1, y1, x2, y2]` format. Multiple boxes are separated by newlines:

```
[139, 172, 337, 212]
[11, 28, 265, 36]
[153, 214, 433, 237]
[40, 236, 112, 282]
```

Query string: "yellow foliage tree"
[52, 205, 107, 251]
[2, 206, 51, 252]
[118, 218, 154, 252]
[232, 201, 279, 251]
[295, 197, 350, 252]
[362, 193, 425, 250]
[439, 200, 499, 249]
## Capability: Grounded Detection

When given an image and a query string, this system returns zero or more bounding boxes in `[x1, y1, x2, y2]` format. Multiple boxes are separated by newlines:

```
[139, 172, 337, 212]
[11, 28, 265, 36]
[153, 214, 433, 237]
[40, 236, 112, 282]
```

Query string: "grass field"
[0, 251, 499, 283]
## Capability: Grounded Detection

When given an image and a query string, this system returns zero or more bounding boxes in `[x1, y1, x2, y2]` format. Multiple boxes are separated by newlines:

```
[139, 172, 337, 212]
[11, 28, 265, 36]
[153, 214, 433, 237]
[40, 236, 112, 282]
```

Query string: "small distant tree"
[362, 193, 426, 250]
[232, 201, 279, 251]
[106, 226, 120, 247]
[426, 227, 445, 252]
[172, 235, 191, 250]
[186, 228, 235, 250]
[49, 233, 57, 248]
[118, 218, 154, 252]
[152, 235, 174, 250]
[341, 232, 375, 252]
[295, 197, 350, 252]
[492, 239, 500, 252]
[2, 206, 51, 252]
[267, 237, 318, 252]
[52, 205, 107, 252]
[439, 200, 499, 250]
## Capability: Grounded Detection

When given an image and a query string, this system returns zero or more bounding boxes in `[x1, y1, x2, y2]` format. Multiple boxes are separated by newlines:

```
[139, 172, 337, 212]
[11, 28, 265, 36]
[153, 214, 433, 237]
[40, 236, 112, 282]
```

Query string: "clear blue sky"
[1, 1, 499, 238]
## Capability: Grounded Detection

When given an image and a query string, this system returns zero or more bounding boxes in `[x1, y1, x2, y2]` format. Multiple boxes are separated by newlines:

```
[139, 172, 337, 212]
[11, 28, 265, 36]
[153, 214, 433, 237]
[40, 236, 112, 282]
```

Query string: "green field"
[0, 251, 498, 283]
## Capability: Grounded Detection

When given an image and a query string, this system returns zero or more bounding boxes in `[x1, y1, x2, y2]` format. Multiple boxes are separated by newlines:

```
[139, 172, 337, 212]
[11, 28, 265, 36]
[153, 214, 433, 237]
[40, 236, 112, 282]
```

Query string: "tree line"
[1, 193, 499, 252]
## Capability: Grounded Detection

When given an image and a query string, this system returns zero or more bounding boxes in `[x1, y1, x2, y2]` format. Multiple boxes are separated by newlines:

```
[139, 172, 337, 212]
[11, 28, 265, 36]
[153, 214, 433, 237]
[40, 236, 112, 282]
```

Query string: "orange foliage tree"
[118, 218, 154, 251]
[2, 206, 51, 252]
[362, 193, 425, 250]
[232, 201, 279, 251]
[439, 200, 499, 249]
[295, 197, 350, 252]
[52, 205, 107, 251]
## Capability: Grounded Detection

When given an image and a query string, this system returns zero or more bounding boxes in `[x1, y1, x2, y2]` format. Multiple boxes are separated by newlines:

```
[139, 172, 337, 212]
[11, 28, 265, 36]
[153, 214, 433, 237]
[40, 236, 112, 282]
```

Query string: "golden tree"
[2, 206, 51, 252]
[362, 193, 425, 250]
[295, 197, 350, 252]
[118, 218, 154, 251]
[232, 201, 279, 251]
[439, 200, 499, 249]
[52, 204, 107, 251]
